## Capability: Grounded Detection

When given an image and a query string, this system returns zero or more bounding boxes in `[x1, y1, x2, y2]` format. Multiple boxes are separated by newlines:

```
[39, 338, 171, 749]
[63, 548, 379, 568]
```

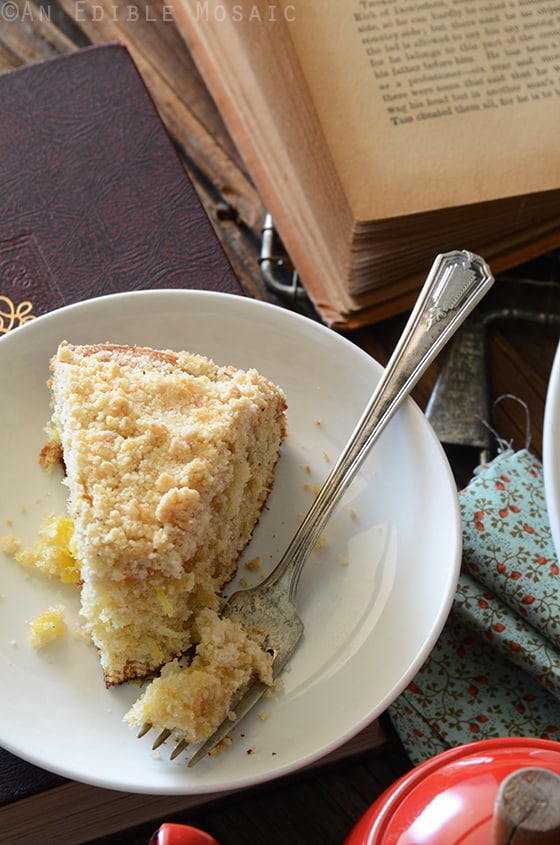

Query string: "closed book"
[0, 39, 242, 332]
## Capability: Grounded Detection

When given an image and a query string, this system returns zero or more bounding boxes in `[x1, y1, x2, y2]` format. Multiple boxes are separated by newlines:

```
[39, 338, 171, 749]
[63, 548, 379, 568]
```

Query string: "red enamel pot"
[344, 737, 560, 845]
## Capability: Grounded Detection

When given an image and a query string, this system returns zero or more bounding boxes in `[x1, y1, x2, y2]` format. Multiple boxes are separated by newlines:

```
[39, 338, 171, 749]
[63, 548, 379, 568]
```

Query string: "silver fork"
[153, 250, 494, 766]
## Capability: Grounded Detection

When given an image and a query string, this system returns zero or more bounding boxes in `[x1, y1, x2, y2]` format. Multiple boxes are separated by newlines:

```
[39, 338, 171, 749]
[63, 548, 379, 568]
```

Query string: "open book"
[171, 0, 560, 327]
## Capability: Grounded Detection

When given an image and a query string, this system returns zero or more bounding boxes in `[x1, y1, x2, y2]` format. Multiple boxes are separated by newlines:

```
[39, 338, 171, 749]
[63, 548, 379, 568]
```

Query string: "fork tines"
[137, 671, 271, 766]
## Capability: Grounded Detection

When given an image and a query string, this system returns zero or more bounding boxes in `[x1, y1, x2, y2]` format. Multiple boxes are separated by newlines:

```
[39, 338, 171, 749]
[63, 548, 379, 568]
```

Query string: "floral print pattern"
[390, 449, 560, 764]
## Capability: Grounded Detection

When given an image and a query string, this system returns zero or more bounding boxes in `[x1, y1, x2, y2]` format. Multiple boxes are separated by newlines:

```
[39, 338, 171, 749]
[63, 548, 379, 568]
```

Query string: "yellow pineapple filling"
[1, 517, 80, 650]
[12, 515, 81, 585]
[29, 604, 67, 649]
[156, 586, 175, 617]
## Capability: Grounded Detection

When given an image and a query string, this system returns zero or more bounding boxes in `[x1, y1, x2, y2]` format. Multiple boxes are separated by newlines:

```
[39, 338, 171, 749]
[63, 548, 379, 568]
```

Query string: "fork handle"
[267, 250, 494, 599]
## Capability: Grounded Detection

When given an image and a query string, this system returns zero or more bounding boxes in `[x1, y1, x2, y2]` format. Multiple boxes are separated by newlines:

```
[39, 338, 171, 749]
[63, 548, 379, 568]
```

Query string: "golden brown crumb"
[39, 439, 63, 471]
[208, 736, 233, 757]
[263, 676, 284, 699]
[244, 556, 262, 572]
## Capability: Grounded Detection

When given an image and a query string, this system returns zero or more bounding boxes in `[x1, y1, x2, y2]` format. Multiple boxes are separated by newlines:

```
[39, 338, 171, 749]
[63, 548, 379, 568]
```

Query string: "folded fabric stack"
[390, 448, 560, 764]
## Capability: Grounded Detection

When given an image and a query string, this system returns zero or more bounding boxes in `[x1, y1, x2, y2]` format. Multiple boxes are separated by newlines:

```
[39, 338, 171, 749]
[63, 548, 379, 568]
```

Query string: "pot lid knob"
[492, 767, 560, 844]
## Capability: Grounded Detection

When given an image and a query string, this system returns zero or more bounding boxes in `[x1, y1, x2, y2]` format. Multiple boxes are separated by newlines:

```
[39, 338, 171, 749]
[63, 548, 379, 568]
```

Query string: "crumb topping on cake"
[45, 341, 287, 711]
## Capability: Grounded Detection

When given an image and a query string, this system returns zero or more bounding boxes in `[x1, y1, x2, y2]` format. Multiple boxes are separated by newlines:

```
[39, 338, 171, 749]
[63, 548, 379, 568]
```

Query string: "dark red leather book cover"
[0, 40, 242, 336]
[0, 41, 241, 805]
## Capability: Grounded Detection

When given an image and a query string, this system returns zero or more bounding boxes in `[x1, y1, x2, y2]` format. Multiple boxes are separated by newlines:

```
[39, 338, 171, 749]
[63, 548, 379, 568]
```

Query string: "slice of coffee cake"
[43, 341, 287, 689]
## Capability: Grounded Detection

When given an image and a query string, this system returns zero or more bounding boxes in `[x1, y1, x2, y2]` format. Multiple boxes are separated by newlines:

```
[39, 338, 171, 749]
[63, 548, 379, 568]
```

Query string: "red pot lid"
[345, 738, 560, 845]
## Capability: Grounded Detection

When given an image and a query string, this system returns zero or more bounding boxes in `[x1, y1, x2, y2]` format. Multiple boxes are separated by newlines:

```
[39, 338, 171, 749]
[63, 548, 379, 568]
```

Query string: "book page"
[173, 0, 357, 315]
[284, 0, 560, 220]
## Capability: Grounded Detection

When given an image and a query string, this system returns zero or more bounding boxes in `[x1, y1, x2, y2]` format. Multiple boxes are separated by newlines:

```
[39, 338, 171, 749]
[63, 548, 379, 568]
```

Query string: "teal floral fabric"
[389, 449, 560, 764]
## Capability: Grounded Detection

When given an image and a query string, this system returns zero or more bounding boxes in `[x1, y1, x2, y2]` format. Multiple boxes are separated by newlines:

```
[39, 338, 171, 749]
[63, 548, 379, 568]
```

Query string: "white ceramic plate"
[0, 290, 461, 795]
[544, 340, 560, 560]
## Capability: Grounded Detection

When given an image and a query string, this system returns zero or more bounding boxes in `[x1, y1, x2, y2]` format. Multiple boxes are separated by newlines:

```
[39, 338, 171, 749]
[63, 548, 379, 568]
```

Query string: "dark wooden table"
[1, 3, 559, 844]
